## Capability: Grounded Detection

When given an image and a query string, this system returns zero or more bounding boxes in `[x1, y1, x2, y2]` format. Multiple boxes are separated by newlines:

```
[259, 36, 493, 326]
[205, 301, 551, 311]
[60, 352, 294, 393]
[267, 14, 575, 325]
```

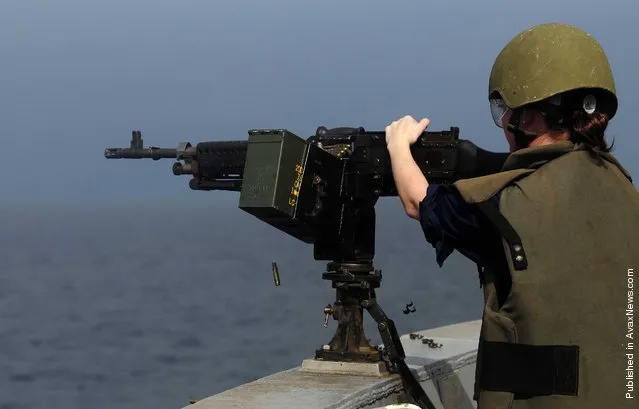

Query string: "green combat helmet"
[488, 23, 618, 136]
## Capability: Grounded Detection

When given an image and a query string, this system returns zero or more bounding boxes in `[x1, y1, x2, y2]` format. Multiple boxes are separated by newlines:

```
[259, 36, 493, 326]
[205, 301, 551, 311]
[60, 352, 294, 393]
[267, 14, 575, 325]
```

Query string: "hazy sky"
[1, 0, 637, 205]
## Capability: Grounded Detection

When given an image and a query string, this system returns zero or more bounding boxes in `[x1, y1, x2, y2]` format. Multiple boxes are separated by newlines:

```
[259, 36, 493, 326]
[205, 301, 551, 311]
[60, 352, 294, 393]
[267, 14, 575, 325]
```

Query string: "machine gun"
[105, 126, 509, 409]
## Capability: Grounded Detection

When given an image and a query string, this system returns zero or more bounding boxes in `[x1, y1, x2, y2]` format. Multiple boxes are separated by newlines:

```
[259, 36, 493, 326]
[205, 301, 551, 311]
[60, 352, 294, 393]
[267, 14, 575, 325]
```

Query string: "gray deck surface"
[184, 320, 481, 409]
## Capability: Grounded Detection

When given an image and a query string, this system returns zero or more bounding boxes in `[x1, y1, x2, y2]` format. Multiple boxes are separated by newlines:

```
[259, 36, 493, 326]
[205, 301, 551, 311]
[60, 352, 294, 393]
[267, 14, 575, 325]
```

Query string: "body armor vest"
[453, 142, 639, 408]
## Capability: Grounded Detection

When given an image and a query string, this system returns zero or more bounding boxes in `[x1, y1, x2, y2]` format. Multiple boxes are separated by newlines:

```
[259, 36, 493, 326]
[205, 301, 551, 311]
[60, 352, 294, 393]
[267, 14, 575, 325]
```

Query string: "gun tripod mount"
[315, 261, 436, 409]
[316, 262, 390, 363]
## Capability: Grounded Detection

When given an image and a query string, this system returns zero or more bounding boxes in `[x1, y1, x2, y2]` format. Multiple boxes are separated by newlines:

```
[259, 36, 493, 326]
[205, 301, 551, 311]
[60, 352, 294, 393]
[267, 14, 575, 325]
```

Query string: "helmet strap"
[507, 109, 539, 150]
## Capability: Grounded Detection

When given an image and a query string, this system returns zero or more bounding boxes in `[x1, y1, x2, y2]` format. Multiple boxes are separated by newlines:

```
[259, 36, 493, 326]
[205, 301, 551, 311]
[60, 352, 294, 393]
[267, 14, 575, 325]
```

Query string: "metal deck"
[184, 320, 481, 409]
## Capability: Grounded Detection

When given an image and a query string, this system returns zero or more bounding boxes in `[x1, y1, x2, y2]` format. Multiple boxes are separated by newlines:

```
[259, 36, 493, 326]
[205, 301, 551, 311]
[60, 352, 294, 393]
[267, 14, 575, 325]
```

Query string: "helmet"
[488, 23, 617, 126]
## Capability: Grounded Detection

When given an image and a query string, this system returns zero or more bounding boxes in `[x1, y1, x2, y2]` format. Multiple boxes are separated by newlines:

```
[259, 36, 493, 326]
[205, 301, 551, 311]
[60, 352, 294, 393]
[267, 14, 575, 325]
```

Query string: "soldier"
[386, 23, 639, 408]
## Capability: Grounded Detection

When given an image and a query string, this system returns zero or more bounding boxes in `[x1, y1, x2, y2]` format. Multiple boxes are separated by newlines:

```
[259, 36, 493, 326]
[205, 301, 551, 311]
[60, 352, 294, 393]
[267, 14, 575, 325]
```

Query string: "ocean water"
[0, 201, 482, 409]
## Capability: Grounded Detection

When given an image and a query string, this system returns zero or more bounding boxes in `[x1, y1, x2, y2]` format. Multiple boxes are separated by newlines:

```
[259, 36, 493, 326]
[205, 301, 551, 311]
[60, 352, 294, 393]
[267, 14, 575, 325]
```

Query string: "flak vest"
[453, 141, 639, 409]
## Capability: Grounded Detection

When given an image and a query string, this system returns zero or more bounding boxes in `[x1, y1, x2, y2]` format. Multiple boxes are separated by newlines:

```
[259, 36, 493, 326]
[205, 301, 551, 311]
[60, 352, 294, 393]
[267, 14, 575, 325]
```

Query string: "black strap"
[396, 360, 437, 409]
[507, 109, 538, 150]
[475, 200, 528, 271]
[476, 264, 484, 288]
[364, 300, 437, 409]
[479, 341, 579, 397]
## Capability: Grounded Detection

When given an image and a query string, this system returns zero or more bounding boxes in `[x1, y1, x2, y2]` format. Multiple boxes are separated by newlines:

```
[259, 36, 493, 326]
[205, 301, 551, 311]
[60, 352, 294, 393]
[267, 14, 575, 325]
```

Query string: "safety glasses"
[489, 98, 509, 128]
[490, 95, 563, 129]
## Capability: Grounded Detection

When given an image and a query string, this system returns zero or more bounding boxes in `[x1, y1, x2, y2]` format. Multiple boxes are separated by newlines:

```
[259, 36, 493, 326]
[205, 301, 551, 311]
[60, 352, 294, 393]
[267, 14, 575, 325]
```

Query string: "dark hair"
[537, 89, 615, 153]
[567, 109, 613, 152]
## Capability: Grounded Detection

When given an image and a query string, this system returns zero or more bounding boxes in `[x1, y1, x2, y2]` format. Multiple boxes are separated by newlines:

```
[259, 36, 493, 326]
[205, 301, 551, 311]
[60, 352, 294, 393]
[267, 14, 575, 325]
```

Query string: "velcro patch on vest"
[479, 341, 579, 397]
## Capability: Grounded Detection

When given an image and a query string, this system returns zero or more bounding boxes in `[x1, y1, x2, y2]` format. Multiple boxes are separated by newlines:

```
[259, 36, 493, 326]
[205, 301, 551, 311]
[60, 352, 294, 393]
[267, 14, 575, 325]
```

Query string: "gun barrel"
[104, 147, 178, 160]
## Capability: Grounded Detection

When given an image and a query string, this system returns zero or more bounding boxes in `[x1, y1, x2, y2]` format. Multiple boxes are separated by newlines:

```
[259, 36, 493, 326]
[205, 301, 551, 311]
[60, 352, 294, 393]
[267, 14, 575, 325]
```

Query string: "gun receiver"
[105, 126, 508, 256]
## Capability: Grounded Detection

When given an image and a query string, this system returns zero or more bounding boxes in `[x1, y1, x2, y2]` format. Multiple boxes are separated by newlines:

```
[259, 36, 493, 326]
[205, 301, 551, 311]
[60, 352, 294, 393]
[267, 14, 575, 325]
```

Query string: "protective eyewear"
[489, 98, 509, 128]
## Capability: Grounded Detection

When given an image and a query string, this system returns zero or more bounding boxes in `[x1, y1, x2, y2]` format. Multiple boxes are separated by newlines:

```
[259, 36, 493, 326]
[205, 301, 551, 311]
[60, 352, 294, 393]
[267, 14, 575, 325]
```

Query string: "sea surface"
[0, 201, 483, 409]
